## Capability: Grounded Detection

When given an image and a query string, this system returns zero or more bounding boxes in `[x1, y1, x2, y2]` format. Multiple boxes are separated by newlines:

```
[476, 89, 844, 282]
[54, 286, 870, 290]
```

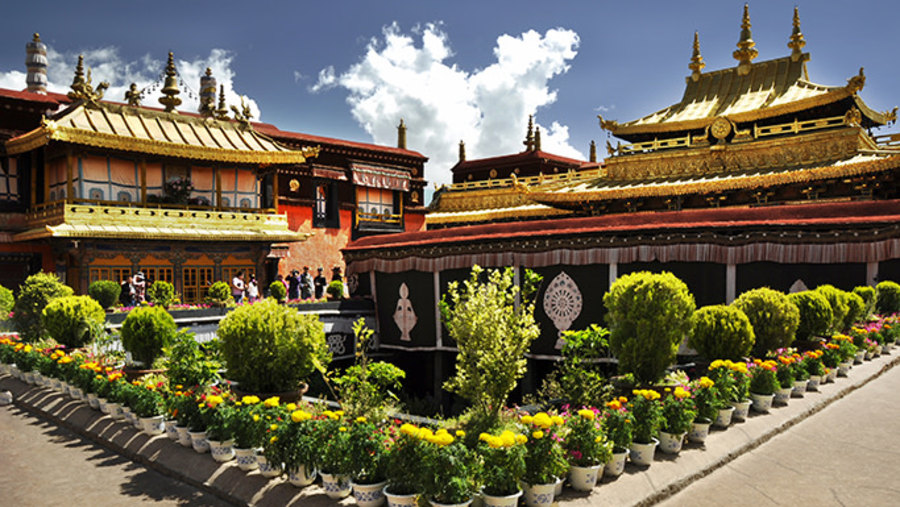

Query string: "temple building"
[0, 35, 426, 298]
[344, 6, 900, 397]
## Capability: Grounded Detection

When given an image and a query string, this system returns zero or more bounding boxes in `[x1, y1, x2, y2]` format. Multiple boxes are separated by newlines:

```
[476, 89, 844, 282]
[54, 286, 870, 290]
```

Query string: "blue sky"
[1, 0, 898, 187]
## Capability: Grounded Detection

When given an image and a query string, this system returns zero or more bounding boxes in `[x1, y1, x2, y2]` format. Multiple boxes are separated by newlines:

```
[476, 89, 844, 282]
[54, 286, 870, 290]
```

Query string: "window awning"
[351, 163, 410, 192]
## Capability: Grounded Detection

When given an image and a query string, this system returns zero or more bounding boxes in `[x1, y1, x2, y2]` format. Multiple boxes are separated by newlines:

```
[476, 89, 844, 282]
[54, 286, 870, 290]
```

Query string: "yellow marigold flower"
[699, 377, 715, 389]
[487, 436, 501, 449]
[23, 345, 32, 353]
[356, 416, 367, 423]
[241, 395, 260, 405]
[339, 427, 347, 432]
[515, 434, 528, 444]
[417, 428, 433, 440]
[438, 433, 454, 446]
[263, 396, 280, 408]
[500, 430, 516, 447]
[674, 387, 691, 400]
[335, 410, 345, 417]
[270, 436, 278, 443]
[595, 436, 603, 443]
[479, 432, 491, 442]
[606, 400, 622, 410]
[401, 424, 419, 436]
[532, 430, 544, 440]
[521, 415, 534, 425]
[551, 415, 564, 426]
[270, 424, 278, 431]
[533, 413, 553, 429]
[618, 396, 628, 403]
[286, 403, 297, 412]
[291, 410, 312, 423]
[455, 430, 465, 437]
[578, 409, 595, 420]
[252, 414, 260, 422]
[709, 359, 725, 370]
[206, 394, 224, 408]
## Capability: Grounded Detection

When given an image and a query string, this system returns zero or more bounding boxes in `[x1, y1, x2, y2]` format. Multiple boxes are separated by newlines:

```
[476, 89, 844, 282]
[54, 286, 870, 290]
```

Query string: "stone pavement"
[0, 351, 898, 506]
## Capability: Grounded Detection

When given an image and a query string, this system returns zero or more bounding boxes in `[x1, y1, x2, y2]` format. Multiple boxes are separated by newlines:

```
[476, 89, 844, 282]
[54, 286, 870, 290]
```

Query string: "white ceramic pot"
[522, 481, 556, 507]
[383, 486, 419, 507]
[87, 392, 100, 410]
[854, 350, 866, 364]
[481, 488, 522, 507]
[714, 406, 735, 428]
[321, 472, 352, 499]
[188, 430, 209, 453]
[164, 419, 179, 440]
[351, 480, 387, 507]
[791, 379, 808, 397]
[428, 499, 473, 507]
[141, 415, 165, 436]
[289, 464, 317, 487]
[553, 475, 563, 497]
[208, 438, 235, 462]
[98, 397, 111, 414]
[658, 431, 686, 454]
[750, 393, 774, 413]
[807, 375, 821, 391]
[107, 402, 123, 420]
[629, 438, 658, 466]
[838, 361, 852, 377]
[688, 420, 711, 444]
[121, 406, 134, 425]
[175, 425, 192, 447]
[731, 399, 751, 421]
[568, 463, 602, 492]
[256, 454, 282, 478]
[69, 386, 84, 400]
[827, 368, 838, 382]
[604, 450, 627, 477]
[774, 387, 792, 405]
[234, 447, 259, 471]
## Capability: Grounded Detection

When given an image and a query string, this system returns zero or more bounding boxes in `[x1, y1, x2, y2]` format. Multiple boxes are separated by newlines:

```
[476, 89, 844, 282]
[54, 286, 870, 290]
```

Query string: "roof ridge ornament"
[231, 96, 253, 127]
[689, 31, 705, 81]
[733, 4, 758, 75]
[124, 83, 141, 107]
[787, 6, 806, 61]
[158, 52, 182, 113]
[524, 115, 535, 151]
[846, 67, 866, 94]
[397, 118, 407, 149]
[458, 140, 466, 162]
[215, 85, 230, 120]
[67, 54, 109, 104]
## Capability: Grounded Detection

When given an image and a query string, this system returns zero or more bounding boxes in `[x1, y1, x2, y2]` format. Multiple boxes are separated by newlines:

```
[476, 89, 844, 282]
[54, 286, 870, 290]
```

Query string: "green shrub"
[218, 299, 331, 393]
[162, 330, 220, 388]
[876, 280, 900, 315]
[604, 271, 695, 384]
[853, 286, 876, 317]
[87, 280, 121, 310]
[327, 280, 344, 300]
[12, 272, 74, 341]
[688, 305, 755, 360]
[843, 292, 866, 329]
[41, 295, 105, 348]
[554, 324, 613, 408]
[732, 287, 799, 357]
[0, 284, 13, 320]
[815, 285, 849, 333]
[269, 281, 286, 302]
[146, 280, 175, 309]
[206, 281, 233, 307]
[120, 306, 177, 367]
[788, 291, 833, 341]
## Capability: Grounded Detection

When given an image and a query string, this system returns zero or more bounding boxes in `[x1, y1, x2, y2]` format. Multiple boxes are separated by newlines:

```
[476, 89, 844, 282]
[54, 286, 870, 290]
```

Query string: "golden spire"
[215, 84, 229, 120]
[534, 126, 542, 151]
[689, 31, 705, 81]
[523, 115, 535, 151]
[458, 140, 466, 162]
[733, 4, 758, 75]
[69, 54, 86, 93]
[158, 52, 181, 113]
[589, 140, 597, 163]
[787, 6, 806, 61]
[397, 118, 407, 149]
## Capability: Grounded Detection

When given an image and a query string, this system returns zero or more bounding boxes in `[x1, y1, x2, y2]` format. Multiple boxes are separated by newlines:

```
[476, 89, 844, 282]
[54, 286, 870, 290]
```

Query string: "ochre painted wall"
[281, 203, 352, 275]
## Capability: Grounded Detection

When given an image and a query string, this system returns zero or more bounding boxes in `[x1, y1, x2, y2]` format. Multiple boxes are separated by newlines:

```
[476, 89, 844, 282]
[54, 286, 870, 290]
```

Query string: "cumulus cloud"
[312, 23, 583, 186]
[0, 44, 260, 119]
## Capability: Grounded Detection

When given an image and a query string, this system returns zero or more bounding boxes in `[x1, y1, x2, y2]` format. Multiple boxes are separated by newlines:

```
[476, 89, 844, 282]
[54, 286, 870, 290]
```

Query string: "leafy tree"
[268, 281, 286, 302]
[88, 280, 121, 310]
[120, 305, 177, 367]
[815, 285, 849, 333]
[41, 295, 105, 348]
[732, 287, 799, 357]
[788, 290, 833, 341]
[13, 272, 74, 341]
[0, 284, 13, 321]
[206, 281, 233, 307]
[876, 281, 900, 315]
[843, 292, 866, 329]
[688, 305, 755, 360]
[147, 280, 175, 309]
[852, 286, 876, 317]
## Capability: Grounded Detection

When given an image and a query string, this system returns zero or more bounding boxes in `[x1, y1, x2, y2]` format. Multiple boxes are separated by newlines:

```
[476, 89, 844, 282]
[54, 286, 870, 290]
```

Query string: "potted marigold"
[774, 356, 796, 404]
[688, 377, 721, 442]
[477, 430, 527, 506]
[706, 360, 743, 425]
[748, 360, 779, 413]
[319, 409, 354, 499]
[130, 381, 165, 436]
[563, 408, 612, 492]
[802, 350, 827, 390]
[520, 412, 567, 506]
[231, 395, 265, 471]
[420, 428, 478, 507]
[347, 416, 390, 507]
[256, 396, 290, 478]
[204, 394, 236, 462]
[627, 389, 662, 466]
[263, 405, 321, 485]
[601, 397, 632, 477]
[383, 423, 428, 506]
[658, 386, 696, 454]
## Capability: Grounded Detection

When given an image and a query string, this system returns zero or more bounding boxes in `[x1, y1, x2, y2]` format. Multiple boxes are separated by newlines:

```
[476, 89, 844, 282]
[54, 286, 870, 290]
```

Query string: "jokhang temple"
[344, 6, 900, 394]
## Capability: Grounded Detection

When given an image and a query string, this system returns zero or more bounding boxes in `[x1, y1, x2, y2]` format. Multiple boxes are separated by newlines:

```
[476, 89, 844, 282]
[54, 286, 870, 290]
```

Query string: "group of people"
[276, 266, 342, 300]
[229, 270, 259, 304]
[119, 271, 146, 307]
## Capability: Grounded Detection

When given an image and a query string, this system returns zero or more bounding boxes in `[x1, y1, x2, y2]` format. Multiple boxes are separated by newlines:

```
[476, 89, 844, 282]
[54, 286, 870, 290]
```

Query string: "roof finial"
[26, 32, 48, 94]
[733, 4, 758, 75]
[458, 140, 466, 162]
[70, 54, 86, 92]
[523, 115, 535, 151]
[158, 52, 182, 113]
[787, 6, 806, 61]
[589, 140, 597, 163]
[199, 67, 216, 117]
[125, 83, 141, 107]
[397, 118, 407, 149]
[215, 84, 229, 120]
[534, 126, 542, 151]
[689, 31, 705, 81]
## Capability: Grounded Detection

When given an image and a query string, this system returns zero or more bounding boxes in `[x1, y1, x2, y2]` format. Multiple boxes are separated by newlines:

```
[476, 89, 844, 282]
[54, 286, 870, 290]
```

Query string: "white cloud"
[293, 70, 305, 83]
[312, 23, 583, 186]
[0, 44, 260, 119]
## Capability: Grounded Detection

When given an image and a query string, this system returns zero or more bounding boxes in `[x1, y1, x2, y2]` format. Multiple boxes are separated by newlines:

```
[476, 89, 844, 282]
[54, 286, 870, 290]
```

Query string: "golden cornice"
[426, 205, 571, 225]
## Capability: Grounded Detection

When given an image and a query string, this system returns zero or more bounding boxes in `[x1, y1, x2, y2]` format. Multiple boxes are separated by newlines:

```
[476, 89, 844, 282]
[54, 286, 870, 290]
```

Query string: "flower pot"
[750, 393, 774, 413]
[604, 449, 628, 477]
[827, 368, 838, 382]
[838, 361, 852, 377]
[481, 488, 522, 507]
[522, 481, 557, 507]
[175, 425, 192, 447]
[98, 397, 111, 414]
[807, 375, 822, 391]
[234, 447, 259, 471]
[854, 350, 865, 364]
[714, 406, 735, 428]
[688, 420, 711, 444]
[321, 472, 352, 499]
[553, 475, 563, 497]
[164, 419, 179, 440]
[731, 399, 751, 421]
[140, 415, 165, 436]
[208, 438, 235, 462]
[428, 499, 473, 507]
[87, 393, 100, 410]
[257, 454, 282, 478]
[774, 387, 792, 405]
[629, 438, 658, 466]
[791, 379, 808, 397]
[69, 386, 84, 400]
[351, 480, 387, 507]
[865, 350, 874, 360]
[49, 377, 62, 391]
[383, 486, 419, 507]
[289, 465, 317, 487]
[658, 431, 686, 454]
[107, 402, 124, 420]
[188, 430, 209, 453]
[568, 463, 602, 492]
[875, 345, 882, 357]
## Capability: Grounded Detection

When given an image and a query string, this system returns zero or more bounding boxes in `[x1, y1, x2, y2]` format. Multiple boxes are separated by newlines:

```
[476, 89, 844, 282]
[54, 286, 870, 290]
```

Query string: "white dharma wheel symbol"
[542, 271, 583, 349]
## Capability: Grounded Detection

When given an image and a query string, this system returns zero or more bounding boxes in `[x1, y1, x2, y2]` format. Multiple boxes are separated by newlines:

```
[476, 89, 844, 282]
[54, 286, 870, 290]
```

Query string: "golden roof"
[5, 101, 319, 164]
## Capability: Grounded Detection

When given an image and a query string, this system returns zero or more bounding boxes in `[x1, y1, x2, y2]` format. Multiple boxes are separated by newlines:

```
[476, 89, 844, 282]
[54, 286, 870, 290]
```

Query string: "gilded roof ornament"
[597, 114, 619, 132]
[688, 31, 705, 81]
[124, 83, 141, 107]
[534, 126, 542, 151]
[158, 52, 182, 113]
[524, 115, 535, 151]
[458, 140, 466, 162]
[199, 67, 217, 117]
[215, 85, 230, 120]
[787, 6, 806, 61]
[847, 67, 866, 93]
[733, 4, 758, 75]
[589, 140, 597, 162]
[67, 54, 108, 103]
[231, 96, 254, 126]
[397, 118, 407, 149]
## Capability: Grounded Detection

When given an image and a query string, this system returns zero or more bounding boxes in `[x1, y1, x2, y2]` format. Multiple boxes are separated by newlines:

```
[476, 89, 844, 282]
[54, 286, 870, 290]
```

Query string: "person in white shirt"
[231, 270, 246, 304]
[246, 274, 259, 303]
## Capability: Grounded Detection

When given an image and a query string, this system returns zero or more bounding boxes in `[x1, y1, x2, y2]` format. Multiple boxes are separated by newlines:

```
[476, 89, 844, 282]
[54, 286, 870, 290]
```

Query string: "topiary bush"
[120, 306, 177, 367]
[843, 292, 866, 330]
[788, 290, 833, 342]
[327, 280, 344, 300]
[12, 272, 74, 342]
[688, 305, 755, 360]
[206, 281, 233, 307]
[88, 280, 121, 310]
[41, 295, 105, 348]
[269, 281, 286, 302]
[732, 287, 799, 357]
[0, 284, 13, 321]
[218, 298, 331, 393]
[876, 280, 900, 315]
[604, 271, 696, 384]
[853, 286, 876, 317]
[146, 280, 175, 309]
[815, 285, 849, 333]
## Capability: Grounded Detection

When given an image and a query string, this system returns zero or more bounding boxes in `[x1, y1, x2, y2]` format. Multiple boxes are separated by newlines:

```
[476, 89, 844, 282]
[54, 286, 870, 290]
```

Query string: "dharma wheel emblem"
[542, 271, 583, 349]
[393, 283, 417, 341]
[710, 117, 732, 141]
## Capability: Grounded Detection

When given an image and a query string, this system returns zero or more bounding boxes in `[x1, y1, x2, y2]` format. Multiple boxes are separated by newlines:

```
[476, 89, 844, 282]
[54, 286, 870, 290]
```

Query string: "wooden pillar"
[726, 264, 737, 303]
[609, 262, 618, 288]
[29, 151, 37, 206]
[139, 158, 147, 203]
[215, 167, 222, 208]
[867, 262, 879, 287]
[272, 170, 279, 211]
[66, 150, 74, 201]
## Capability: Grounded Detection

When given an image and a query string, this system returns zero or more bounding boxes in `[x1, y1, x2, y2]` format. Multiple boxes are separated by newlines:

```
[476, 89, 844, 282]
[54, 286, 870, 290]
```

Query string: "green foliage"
[162, 330, 220, 388]
[748, 362, 779, 395]
[264, 407, 320, 475]
[853, 286, 876, 317]
[41, 295, 105, 348]
[384, 426, 428, 495]
[563, 410, 611, 467]
[146, 280, 175, 309]
[206, 281, 233, 307]
[659, 390, 696, 434]
[13, 272, 74, 342]
[422, 439, 478, 504]
[88, 280, 121, 310]
[815, 285, 850, 333]
[326, 280, 344, 299]
[732, 287, 799, 357]
[268, 281, 286, 302]
[601, 402, 633, 452]
[775, 360, 795, 387]
[788, 291, 833, 341]
[628, 390, 663, 444]
[604, 271, 696, 384]
[346, 419, 388, 483]
[441, 266, 541, 425]
[477, 431, 527, 496]
[551, 325, 613, 409]
[319, 413, 354, 475]
[0, 284, 13, 320]
[218, 299, 331, 393]
[129, 385, 164, 418]
[120, 306, 177, 367]
[843, 292, 866, 330]
[688, 305, 755, 360]
[333, 319, 405, 420]
[691, 379, 722, 422]
[876, 281, 900, 314]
